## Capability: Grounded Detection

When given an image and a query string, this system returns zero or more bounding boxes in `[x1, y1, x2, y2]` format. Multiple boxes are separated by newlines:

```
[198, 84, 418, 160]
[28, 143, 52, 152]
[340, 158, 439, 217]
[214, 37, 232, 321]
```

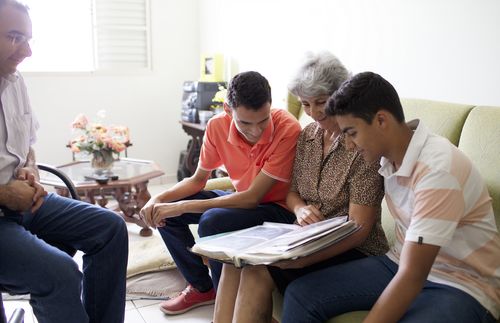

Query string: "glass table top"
[40, 158, 164, 187]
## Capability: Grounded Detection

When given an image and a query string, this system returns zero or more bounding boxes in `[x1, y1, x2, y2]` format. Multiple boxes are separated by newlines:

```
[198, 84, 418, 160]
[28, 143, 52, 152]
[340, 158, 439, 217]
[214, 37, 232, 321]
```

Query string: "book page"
[191, 222, 299, 257]
[191, 216, 359, 267]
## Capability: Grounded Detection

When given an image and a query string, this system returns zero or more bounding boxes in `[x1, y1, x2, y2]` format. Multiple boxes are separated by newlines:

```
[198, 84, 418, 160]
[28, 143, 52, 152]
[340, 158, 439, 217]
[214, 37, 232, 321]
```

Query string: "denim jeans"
[158, 190, 296, 292]
[282, 255, 496, 323]
[0, 193, 128, 323]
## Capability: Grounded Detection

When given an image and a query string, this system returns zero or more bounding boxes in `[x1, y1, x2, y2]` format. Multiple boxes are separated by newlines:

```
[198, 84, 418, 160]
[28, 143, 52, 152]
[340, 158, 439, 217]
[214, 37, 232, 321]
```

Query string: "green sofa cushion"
[458, 106, 500, 227]
[401, 98, 473, 145]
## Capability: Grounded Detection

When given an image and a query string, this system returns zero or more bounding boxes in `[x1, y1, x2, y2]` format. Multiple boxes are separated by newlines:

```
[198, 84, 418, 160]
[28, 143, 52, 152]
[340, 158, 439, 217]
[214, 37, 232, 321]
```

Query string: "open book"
[190, 216, 359, 267]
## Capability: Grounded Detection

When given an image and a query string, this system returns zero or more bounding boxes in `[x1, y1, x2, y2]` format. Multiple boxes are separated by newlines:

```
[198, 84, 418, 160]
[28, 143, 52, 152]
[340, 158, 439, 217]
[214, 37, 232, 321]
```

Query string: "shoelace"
[181, 285, 195, 296]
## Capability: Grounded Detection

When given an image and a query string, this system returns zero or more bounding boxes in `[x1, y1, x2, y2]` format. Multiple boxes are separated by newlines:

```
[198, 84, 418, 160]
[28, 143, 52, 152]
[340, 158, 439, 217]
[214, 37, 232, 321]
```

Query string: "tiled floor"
[2, 298, 215, 323]
[2, 183, 215, 322]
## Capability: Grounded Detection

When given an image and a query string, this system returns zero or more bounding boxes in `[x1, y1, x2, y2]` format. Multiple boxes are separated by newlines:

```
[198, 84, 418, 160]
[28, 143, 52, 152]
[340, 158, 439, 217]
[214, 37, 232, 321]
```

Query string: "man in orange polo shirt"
[140, 71, 301, 315]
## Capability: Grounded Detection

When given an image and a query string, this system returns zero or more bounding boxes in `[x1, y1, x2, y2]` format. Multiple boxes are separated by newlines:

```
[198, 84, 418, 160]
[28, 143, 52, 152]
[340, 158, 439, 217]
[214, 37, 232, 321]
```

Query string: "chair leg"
[7, 308, 24, 323]
[0, 294, 7, 323]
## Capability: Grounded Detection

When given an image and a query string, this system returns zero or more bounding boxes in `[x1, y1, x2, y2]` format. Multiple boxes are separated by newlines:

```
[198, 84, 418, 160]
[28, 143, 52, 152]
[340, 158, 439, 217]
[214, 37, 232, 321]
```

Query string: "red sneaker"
[160, 285, 216, 315]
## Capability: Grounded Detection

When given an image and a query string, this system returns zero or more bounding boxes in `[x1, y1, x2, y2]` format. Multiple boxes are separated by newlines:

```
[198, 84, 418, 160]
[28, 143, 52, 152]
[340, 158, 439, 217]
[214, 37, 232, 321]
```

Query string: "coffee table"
[40, 158, 164, 237]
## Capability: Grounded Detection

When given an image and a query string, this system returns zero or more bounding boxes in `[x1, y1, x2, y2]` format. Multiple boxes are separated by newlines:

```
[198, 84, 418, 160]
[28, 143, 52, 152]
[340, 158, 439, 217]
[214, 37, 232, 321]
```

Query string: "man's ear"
[223, 102, 232, 116]
[374, 110, 389, 128]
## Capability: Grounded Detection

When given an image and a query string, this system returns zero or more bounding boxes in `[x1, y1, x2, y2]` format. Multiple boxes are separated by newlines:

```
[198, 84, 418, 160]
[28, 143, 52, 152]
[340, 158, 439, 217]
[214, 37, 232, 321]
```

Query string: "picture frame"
[200, 53, 224, 82]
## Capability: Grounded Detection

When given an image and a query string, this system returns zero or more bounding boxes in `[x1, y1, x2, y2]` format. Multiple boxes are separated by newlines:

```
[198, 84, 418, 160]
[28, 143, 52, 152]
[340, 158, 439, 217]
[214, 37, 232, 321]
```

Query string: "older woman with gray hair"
[213, 52, 389, 323]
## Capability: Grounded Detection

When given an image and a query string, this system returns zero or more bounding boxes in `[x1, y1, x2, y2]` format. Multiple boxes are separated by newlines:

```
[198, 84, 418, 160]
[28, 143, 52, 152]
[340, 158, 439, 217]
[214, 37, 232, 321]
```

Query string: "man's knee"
[33, 255, 82, 294]
[198, 208, 232, 237]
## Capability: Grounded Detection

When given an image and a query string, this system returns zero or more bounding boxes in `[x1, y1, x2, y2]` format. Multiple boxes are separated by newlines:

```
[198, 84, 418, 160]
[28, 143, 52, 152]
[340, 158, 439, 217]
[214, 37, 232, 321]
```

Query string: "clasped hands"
[139, 200, 185, 228]
[4, 167, 47, 213]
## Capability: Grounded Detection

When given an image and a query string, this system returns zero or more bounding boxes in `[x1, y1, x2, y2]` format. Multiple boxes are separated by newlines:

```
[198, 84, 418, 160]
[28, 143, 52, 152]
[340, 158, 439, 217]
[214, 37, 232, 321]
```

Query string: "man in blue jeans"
[141, 71, 301, 315]
[281, 72, 499, 323]
[0, 1, 128, 322]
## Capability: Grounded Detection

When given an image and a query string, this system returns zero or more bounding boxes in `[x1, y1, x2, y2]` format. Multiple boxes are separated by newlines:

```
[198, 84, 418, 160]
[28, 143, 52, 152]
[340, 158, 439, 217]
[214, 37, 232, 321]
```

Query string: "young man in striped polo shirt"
[280, 72, 499, 323]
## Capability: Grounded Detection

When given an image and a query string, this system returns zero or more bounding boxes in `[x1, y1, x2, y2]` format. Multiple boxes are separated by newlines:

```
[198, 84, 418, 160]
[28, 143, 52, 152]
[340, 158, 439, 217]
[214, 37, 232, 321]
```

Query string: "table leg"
[115, 185, 153, 237]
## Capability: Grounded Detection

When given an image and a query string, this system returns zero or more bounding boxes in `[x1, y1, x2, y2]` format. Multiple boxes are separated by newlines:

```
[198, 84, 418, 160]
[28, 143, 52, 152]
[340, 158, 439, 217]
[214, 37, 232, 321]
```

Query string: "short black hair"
[326, 72, 405, 123]
[226, 71, 272, 111]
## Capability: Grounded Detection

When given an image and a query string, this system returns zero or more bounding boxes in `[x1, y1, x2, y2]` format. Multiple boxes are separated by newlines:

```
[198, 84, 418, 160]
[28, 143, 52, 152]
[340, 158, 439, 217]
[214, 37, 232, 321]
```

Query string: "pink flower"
[71, 114, 88, 129]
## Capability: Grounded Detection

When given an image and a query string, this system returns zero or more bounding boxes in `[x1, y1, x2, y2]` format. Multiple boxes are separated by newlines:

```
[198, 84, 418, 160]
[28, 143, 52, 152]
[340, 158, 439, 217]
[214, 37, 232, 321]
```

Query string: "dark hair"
[326, 72, 405, 123]
[226, 71, 272, 111]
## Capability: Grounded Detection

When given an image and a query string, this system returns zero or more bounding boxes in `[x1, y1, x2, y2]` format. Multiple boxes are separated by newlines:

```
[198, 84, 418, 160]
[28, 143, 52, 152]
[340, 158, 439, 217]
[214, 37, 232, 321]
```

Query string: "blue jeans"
[158, 190, 295, 292]
[0, 193, 128, 323]
[282, 255, 496, 323]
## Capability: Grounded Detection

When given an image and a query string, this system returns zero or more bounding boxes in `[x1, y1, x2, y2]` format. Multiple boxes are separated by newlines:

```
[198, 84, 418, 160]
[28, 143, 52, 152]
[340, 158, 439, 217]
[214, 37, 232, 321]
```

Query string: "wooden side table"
[180, 121, 206, 178]
[40, 158, 164, 237]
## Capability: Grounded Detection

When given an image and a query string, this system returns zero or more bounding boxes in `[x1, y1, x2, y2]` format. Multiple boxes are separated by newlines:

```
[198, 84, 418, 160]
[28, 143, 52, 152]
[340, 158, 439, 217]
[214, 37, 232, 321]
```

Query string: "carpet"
[125, 232, 189, 297]
[126, 233, 176, 278]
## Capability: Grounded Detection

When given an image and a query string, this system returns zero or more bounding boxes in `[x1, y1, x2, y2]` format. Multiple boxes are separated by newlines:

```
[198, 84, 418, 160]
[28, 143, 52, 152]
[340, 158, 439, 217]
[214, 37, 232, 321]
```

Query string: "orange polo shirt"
[199, 108, 301, 209]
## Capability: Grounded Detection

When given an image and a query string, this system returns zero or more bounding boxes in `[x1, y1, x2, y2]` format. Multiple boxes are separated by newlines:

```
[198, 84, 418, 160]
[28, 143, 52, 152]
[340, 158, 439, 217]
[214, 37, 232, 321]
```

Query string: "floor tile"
[124, 308, 146, 323]
[132, 298, 162, 309]
[125, 300, 136, 311]
[138, 303, 214, 322]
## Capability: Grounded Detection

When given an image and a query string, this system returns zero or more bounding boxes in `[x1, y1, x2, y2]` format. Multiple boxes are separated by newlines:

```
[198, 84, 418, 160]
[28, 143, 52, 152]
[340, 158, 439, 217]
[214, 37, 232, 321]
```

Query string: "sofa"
[205, 96, 500, 323]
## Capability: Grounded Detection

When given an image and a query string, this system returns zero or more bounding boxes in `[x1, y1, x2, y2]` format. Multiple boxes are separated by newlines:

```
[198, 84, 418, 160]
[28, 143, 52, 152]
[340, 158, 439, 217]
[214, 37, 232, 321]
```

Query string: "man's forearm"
[24, 147, 39, 180]
[364, 273, 424, 323]
[177, 190, 261, 214]
[153, 175, 207, 204]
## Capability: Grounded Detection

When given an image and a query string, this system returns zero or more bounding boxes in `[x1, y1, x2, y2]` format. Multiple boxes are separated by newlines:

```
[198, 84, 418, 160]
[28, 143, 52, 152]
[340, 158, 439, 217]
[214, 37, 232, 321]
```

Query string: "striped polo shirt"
[381, 121, 500, 318]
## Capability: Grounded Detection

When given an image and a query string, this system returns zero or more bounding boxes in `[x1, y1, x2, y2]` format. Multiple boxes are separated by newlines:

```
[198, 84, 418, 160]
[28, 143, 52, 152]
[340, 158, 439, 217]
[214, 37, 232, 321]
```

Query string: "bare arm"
[17, 147, 40, 181]
[363, 242, 440, 323]
[139, 166, 211, 224]
[274, 202, 378, 269]
[147, 171, 277, 228]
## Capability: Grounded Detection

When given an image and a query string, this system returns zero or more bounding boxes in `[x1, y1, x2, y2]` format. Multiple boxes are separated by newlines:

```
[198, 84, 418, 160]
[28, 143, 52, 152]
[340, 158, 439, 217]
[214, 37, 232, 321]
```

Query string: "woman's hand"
[295, 205, 324, 226]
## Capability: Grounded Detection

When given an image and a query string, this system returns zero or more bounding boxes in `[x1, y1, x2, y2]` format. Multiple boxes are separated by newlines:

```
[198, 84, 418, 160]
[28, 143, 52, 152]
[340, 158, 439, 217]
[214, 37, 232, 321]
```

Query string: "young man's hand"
[139, 197, 162, 227]
[149, 202, 186, 228]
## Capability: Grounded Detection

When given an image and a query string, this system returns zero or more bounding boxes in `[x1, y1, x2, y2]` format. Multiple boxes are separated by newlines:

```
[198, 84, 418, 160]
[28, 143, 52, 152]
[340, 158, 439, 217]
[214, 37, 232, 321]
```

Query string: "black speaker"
[181, 81, 226, 123]
[177, 150, 190, 182]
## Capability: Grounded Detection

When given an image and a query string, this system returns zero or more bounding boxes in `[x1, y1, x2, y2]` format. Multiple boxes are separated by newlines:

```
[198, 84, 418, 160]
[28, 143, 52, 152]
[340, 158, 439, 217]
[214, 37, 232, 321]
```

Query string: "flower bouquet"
[69, 111, 130, 173]
[211, 85, 227, 114]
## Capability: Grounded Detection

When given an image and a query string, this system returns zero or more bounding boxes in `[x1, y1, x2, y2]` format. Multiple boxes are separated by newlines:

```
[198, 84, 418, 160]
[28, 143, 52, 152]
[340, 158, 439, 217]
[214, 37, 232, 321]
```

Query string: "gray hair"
[288, 51, 350, 98]
[0, 0, 29, 13]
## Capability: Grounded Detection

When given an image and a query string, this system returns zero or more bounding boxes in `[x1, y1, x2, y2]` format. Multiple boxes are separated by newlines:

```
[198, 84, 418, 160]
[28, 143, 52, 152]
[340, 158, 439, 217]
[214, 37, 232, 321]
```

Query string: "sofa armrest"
[204, 177, 235, 191]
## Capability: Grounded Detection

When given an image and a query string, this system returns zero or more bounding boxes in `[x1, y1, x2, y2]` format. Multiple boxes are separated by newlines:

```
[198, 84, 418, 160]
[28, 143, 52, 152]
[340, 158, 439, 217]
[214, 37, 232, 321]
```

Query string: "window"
[20, 0, 150, 73]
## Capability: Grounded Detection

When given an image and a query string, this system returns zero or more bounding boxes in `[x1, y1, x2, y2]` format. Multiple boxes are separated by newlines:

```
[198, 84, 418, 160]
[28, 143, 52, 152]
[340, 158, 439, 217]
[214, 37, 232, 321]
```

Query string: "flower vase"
[91, 150, 115, 174]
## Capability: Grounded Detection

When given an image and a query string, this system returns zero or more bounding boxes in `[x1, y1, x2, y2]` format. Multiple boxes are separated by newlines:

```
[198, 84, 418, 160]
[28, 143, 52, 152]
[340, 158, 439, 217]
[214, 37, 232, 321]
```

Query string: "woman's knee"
[240, 266, 275, 292]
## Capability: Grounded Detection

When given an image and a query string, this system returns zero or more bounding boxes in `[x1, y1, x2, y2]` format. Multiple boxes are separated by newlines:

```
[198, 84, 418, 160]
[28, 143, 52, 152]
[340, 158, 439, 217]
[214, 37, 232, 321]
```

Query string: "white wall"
[21, 0, 500, 178]
[199, 0, 500, 107]
[24, 0, 200, 180]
